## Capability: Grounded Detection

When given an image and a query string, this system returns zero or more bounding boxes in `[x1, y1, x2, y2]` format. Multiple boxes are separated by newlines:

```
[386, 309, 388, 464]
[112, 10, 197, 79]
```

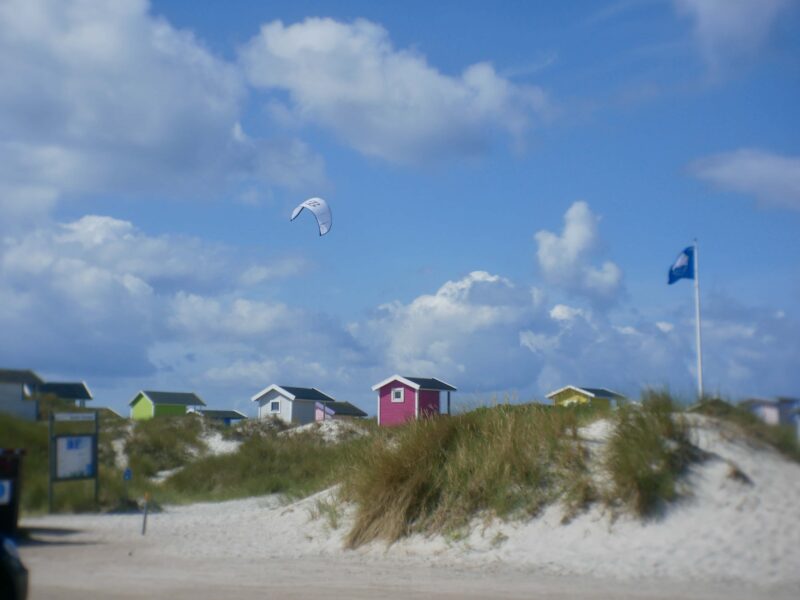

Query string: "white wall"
[0, 383, 38, 421]
[254, 389, 293, 423]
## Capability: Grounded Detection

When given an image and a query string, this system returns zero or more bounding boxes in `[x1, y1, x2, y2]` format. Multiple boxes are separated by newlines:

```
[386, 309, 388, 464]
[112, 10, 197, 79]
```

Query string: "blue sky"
[1, 0, 799, 416]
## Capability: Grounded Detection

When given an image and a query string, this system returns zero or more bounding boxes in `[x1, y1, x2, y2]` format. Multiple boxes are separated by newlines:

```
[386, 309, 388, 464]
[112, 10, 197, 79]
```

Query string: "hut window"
[391, 388, 404, 403]
[270, 401, 280, 412]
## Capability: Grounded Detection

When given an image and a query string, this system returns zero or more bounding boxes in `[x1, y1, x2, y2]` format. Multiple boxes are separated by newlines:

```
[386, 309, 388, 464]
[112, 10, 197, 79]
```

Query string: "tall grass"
[604, 390, 699, 517]
[160, 429, 366, 503]
[341, 404, 594, 548]
[125, 416, 206, 477]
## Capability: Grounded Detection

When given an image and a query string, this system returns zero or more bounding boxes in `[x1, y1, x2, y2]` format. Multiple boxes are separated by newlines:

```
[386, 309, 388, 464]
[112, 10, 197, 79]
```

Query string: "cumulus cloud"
[364, 271, 544, 390]
[674, 0, 793, 71]
[534, 201, 623, 302]
[0, 0, 324, 217]
[241, 18, 550, 164]
[689, 149, 800, 211]
[0, 214, 309, 377]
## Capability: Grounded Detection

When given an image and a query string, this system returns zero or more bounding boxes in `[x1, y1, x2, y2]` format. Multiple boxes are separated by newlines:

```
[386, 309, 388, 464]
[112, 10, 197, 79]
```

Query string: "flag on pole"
[668, 246, 694, 284]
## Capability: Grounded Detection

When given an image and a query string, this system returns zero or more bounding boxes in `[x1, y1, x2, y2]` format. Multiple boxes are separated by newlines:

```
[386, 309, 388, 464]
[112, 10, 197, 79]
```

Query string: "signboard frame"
[48, 412, 100, 512]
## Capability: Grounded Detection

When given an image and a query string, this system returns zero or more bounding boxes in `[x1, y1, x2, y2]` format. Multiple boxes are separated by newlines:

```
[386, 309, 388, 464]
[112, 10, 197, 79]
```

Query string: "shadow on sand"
[16, 526, 96, 547]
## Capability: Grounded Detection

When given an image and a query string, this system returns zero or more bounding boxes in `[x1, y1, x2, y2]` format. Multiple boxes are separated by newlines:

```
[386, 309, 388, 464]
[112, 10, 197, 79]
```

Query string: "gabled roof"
[40, 381, 93, 400]
[326, 401, 368, 418]
[0, 368, 43, 386]
[371, 375, 457, 392]
[195, 409, 247, 420]
[250, 384, 336, 403]
[546, 385, 625, 400]
[130, 390, 206, 407]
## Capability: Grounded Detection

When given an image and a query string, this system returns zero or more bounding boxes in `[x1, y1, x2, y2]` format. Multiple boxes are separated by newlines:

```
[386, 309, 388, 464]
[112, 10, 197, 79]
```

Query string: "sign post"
[48, 412, 100, 513]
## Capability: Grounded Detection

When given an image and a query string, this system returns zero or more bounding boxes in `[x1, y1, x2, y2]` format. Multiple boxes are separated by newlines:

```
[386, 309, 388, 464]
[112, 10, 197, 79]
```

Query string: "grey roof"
[739, 398, 775, 407]
[280, 386, 337, 402]
[0, 369, 43, 386]
[578, 387, 624, 399]
[403, 377, 457, 391]
[40, 382, 93, 400]
[130, 391, 206, 407]
[326, 401, 367, 418]
[196, 409, 247, 420]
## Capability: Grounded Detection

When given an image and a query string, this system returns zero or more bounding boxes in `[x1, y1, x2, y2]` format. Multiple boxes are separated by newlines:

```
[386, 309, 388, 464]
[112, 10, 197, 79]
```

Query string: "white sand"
[202, 431, 241, 455]
[280, 418, 369, 443]
[20, 416, 800, 599]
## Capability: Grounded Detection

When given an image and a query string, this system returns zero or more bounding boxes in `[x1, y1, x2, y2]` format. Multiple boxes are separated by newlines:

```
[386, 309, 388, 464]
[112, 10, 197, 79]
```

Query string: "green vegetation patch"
[160, 429, 366, 503]
[125, 416, 207, 478]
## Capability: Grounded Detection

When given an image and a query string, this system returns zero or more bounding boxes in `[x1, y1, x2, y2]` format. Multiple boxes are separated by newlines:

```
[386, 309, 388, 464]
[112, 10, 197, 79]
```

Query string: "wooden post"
[94, 412, 100, 508]
[447, 391, 451, 416]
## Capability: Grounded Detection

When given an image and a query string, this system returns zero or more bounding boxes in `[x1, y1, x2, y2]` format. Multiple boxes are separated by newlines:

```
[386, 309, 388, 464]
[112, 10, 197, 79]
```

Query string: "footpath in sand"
[19, 417, 800, 599]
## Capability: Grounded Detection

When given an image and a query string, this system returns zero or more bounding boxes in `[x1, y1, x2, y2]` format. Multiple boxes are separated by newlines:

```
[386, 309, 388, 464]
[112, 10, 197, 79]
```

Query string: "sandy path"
[18, 513, 791, 600]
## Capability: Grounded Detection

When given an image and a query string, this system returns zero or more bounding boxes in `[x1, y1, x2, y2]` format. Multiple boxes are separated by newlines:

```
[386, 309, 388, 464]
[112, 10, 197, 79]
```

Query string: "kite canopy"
[290, 197, 332, 236]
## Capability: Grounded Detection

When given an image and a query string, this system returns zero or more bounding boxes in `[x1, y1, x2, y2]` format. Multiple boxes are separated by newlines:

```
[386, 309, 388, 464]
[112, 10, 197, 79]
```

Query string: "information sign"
[55, 435, 96, 481]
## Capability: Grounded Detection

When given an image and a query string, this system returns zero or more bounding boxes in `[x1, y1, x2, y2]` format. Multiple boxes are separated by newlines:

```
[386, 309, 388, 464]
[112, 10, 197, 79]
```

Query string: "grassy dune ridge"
[2, 393, 798, 545]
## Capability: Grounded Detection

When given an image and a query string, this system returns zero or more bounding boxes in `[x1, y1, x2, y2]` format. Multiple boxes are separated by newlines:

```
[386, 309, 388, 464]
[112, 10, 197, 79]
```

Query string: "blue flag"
[668, 246, 694, 284]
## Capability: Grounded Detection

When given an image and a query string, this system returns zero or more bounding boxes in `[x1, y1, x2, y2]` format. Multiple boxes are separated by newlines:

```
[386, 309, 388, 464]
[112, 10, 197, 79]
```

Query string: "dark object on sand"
[0, 536, 28, 600]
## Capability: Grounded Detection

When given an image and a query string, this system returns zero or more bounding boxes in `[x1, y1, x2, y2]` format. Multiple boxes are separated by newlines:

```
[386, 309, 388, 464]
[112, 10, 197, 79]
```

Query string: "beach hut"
[0, 368, 43, 421]
[546, 386, 625, 409]
[251, 385, 337, 425]
[40, 381, 93, 408]
[371, 375, 456, 427]
[129, 391, 206, 420]
[739, 398, 780, 425]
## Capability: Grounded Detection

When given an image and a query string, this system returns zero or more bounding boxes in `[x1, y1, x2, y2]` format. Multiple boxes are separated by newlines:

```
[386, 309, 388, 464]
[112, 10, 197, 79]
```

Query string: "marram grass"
[340, 404, 595, 548]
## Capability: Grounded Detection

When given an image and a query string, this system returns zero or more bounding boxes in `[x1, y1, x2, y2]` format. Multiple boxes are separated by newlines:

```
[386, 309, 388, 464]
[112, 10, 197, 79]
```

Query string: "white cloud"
[549, 304, 589, 322]
[689, 149, 800, 211]
[534, 201, 623, 302]
[169, 293, 293, 339]
[0, 214, 313, 378]
[365, 271, 544, 390]
[674, 0, 792, 71]
[656, 321, 675, 333]
[241, 18, 550, 164]
[0, 0, 325, 217]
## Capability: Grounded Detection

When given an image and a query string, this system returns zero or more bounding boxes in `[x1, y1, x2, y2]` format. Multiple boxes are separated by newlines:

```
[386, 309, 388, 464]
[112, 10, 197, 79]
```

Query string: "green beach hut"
[129, 390, 206, 420]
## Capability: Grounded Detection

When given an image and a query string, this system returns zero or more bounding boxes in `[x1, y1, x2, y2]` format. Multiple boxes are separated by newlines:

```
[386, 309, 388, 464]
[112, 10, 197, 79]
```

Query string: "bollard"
[141, 492, 150, 535]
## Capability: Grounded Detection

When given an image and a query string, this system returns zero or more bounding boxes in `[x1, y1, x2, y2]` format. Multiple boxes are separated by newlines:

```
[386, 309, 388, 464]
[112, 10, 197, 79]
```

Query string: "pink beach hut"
[372, 375, 456, 427]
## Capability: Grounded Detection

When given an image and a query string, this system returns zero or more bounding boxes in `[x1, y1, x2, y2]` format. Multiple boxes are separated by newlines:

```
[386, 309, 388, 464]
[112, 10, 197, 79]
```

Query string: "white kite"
[290, 197, 332, 236]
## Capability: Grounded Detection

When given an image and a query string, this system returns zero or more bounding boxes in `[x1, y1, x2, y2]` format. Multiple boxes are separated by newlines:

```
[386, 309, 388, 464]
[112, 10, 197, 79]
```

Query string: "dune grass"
[340, 404, 597, 548]
[125, 415, 207, 478]
[604, 390, 699, 517]
[160, 429, 367, 503]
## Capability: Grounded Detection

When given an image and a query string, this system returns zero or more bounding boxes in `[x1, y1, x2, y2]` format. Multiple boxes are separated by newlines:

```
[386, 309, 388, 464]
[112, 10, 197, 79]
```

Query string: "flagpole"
[693, 239, 704, 399]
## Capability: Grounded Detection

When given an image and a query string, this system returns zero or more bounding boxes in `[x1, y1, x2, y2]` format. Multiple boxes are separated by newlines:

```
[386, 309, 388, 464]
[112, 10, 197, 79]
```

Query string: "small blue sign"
[123, 468, 132, 481]
[0, 480, 9, 506]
